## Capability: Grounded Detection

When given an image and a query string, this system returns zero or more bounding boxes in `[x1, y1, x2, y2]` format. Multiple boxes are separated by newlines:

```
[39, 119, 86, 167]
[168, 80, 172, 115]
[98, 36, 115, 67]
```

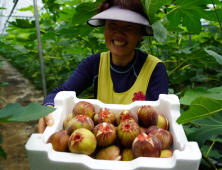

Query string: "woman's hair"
[98, 0, 149, 21]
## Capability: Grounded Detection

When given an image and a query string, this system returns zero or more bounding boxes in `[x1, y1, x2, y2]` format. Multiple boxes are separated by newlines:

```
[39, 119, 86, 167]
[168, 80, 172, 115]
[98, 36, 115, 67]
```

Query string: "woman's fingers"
[37, 113, 55, 134]
[38, 117, 47, 134]
[45, 113, 54, 126]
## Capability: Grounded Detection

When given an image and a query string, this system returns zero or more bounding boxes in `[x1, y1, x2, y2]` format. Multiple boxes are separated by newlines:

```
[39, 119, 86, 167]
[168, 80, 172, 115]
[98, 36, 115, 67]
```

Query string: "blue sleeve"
[145, 62, 169, 101]
[43, 54, 99, 106]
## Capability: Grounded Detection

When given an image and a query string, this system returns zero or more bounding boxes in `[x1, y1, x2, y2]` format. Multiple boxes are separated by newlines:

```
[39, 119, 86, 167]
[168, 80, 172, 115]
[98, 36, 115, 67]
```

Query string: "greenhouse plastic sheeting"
[0, 0, 44, 34]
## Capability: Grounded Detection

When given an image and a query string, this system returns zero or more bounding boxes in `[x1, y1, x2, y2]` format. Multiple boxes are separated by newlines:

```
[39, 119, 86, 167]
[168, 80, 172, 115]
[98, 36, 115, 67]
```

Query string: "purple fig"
[146, 126, 173, 150]
[137, 105, 158, 128]
[47, 130, 70, 152]
[116, 110, 138, 125]
[93, 108, 116, 125]
[132, 133, 162, 158]
[93, 122, 116, 147]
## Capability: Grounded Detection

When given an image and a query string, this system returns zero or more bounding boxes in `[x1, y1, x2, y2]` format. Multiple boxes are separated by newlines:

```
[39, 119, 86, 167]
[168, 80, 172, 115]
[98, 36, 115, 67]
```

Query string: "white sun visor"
[87, 6, 153, 36]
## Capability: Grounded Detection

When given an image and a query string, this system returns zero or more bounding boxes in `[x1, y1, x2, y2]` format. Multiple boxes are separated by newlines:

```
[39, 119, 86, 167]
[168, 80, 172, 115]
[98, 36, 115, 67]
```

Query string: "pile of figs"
[47, 101, 173, 161]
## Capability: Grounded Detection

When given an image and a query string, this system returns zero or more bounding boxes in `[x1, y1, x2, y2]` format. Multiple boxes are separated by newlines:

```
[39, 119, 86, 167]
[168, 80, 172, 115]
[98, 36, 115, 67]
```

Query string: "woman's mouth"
[113, 40, 127, 46]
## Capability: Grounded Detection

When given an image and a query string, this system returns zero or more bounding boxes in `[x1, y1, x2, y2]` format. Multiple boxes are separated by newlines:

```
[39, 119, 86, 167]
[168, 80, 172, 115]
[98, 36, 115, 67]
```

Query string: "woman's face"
[104, 20, 143, 59]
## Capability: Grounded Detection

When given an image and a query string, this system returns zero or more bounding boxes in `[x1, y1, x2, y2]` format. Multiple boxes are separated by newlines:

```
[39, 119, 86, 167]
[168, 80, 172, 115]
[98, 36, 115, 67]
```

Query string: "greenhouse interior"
[0, 0, 222, 170]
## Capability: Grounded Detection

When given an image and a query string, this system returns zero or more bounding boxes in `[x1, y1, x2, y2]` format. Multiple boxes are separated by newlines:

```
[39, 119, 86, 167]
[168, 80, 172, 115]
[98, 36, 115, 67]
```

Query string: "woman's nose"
[115, 27, 125, 36]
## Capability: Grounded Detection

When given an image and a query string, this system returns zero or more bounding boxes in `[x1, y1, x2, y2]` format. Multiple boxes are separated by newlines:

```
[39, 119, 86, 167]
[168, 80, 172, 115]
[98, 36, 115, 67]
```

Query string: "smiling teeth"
[114, 41, 126, 46]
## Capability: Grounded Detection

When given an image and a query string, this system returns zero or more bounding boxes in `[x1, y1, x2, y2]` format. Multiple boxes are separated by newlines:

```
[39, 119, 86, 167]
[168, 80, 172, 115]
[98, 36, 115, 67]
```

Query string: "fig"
[117, 120, 140, 148]
[66, 115, 94, 135]
[137, 105, 158, 128]
[121, 148, 135, 161]
[113, 127, 124, 149]
[146, 126, 173, 150]
[93, 108, 116, 125]
[95, 145, 121, 160]
[63, 113, 73, 129]
[157, 114, 169, 130]
[116, 110, 138, 125]
[93, 122, 116, 147]
[132, 133, 162, 158]
[68, 128, 97, 155]
[139, 127, 146, 134]
[160, 149, 173, 158]
[72, 101, 95, 119]
[47, 130, 70, 152]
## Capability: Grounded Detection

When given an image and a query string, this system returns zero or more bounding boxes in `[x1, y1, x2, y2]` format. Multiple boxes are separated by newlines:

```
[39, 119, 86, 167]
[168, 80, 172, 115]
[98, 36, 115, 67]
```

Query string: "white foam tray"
[25, 91, 202, 170]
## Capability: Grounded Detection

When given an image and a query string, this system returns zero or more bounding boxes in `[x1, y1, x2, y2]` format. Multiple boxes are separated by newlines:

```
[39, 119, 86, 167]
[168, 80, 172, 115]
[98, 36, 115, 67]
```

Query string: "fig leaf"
[0, 145, 7, 160]
[186, 111, 222, 148]
[0, 103, 56, 122]
[180, 88, 222, 106]
[177, 97, 222, 124]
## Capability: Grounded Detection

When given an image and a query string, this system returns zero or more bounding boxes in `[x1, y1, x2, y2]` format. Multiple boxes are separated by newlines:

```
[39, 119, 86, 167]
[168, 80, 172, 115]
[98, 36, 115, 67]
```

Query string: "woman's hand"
[37, 105, 55, 134]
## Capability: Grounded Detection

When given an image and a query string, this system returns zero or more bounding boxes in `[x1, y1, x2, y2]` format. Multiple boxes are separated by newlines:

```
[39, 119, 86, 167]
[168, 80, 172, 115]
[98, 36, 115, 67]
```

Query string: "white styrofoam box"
[25, 91, 202, 170]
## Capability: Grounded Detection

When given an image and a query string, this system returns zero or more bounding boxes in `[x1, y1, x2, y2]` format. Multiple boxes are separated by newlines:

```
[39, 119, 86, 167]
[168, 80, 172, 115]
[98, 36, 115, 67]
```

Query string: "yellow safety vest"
[97, 51, 161, 104]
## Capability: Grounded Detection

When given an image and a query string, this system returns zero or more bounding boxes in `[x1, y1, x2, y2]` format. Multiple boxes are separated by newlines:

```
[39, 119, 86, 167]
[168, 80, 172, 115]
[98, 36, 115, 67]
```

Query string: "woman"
[38, 0, 169, 133]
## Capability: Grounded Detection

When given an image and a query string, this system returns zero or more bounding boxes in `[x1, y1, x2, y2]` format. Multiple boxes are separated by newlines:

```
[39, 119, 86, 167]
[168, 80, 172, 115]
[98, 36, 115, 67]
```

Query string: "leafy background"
[0, 0, 222, 169]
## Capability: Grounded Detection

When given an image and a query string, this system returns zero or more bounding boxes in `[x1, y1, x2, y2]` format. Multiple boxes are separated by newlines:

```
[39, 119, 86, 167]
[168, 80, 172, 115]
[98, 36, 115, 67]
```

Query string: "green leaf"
[42, 32, 56, 40]
[78, 25, 94, 36]
[166, 0, 209, 34]
[193, 8, 222, 22]
[0, 7, 6, 10]
[162, 19, 184, 32]
[152, 22, 172, 42]
[0, 41, 11, 49]
[0, 145, 7, 160]
[12, 45, 30, 54]
[187, 49, 216, 67]
[64, 48, 88, 54]
[169, 69, 196, 84]
[72, 0, 103, 25]
[207, 87, 222, 93]
[177, 97, 222, 124]
[57, 28, 80, 36]
[0, 103, 56, 122]
[181, 10, 202, 34]
[182, 124, 200, 135]
[180, 88, 222, 105]
[0, 134, 2, 144]
[144, 0, 164, 24]
[210, 135, 222, 143]
[205, 50, 222, 65]
[9, 19, 35, 29]
[58, 39, 70, 47]
[55, 0, 77, 4]
[17, 5, 34, 14]
[186, 111, 222, 148]
[0, 82, 9, 87]
[201, 145, 221, 159]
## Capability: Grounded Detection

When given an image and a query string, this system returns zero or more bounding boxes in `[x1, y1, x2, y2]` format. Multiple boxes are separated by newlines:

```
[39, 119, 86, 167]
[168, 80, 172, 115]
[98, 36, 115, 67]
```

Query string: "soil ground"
[0, 59, 44, 170]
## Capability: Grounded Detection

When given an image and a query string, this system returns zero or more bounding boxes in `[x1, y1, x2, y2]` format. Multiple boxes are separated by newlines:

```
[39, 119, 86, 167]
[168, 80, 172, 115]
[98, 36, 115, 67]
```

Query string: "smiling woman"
[37, 0, 169, 134]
